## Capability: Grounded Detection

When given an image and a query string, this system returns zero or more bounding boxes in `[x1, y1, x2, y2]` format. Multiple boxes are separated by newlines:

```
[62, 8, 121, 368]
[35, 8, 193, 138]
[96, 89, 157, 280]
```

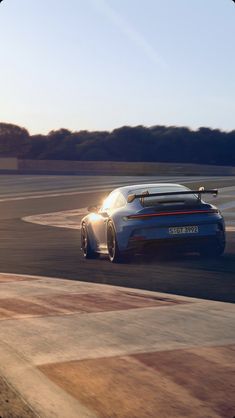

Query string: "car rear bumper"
[116, 212, 225, 252]
[127, 231, 225, 253]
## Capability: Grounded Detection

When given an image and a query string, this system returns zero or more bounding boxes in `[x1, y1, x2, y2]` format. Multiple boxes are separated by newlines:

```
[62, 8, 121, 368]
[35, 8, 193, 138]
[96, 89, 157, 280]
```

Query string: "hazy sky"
[0, 0, 234, 134]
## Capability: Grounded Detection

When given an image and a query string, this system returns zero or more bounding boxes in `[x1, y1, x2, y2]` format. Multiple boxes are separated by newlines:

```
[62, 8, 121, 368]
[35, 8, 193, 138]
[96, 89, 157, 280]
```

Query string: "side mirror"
[87, 205, 98, 213]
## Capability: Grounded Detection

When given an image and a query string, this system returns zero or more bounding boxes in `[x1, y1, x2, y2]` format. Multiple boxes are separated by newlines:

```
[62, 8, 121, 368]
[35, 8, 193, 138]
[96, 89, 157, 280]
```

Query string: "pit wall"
[1, 158, 235, 176]
[0, 158, 18, 172]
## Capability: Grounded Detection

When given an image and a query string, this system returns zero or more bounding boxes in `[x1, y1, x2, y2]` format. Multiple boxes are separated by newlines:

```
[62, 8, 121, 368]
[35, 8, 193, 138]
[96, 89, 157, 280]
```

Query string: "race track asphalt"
[0, 175, 234, 303]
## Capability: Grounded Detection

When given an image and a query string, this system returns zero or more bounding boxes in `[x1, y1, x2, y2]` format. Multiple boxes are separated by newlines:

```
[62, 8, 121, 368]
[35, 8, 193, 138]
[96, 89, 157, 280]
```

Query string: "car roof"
[115, 183, 188, 197]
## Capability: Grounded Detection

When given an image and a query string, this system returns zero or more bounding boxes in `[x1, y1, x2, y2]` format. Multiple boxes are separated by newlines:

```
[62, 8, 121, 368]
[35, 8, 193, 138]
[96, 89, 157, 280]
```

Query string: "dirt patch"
[35, 290, 186, 313]
[39, 345, 235, 418]
[0, 297, 60, 320]
[0, 274, 37, 283]
[0, 375, 36, 418]
[0, 290, 187, 320]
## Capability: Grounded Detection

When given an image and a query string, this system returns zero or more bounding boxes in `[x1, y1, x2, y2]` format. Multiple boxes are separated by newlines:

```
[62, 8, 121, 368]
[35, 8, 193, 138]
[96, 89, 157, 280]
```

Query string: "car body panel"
[81, 183, 226, 257]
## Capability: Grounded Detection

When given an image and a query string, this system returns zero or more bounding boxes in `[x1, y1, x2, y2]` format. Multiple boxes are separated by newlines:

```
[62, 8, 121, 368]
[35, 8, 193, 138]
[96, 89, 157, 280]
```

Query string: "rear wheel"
[107, 222, 122, 263]
[81, 223, 96, 259]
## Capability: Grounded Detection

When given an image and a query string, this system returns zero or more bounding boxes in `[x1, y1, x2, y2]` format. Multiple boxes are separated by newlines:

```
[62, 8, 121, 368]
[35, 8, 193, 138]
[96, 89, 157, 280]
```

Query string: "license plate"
[169, 226, 199, 235]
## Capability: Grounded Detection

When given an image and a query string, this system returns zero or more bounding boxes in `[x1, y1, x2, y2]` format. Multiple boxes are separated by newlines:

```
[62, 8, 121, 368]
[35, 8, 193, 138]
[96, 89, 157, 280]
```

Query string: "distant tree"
[48, 128, 71, 141]
[105, 126, 153, 161]
[2, 122, 235, 166]
[24, 135, 48, 159]
[0, 123, 29, 156]
[38, 129, 72, 159]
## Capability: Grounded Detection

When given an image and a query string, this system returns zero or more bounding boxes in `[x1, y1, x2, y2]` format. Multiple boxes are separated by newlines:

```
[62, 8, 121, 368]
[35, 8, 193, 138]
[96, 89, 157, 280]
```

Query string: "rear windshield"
[133, 186, 198, 207]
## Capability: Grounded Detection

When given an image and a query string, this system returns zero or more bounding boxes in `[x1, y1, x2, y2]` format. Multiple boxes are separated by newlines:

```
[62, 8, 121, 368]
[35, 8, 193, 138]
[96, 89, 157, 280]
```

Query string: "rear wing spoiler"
[127, 189, 218, 203]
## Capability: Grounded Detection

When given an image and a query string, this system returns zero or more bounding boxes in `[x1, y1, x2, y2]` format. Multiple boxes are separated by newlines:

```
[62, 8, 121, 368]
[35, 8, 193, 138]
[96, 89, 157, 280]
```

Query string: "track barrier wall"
[1, 158, 235, 176]
[0, 158, 18, 172]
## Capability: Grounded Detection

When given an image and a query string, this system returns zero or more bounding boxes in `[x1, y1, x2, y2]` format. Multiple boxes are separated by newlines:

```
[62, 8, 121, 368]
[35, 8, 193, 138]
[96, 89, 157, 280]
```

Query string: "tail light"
[124, 208, 219, 220]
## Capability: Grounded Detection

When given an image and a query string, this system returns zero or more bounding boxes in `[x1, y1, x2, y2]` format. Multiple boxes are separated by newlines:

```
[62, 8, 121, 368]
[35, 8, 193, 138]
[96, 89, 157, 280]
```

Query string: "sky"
[0, 0, 235, 134]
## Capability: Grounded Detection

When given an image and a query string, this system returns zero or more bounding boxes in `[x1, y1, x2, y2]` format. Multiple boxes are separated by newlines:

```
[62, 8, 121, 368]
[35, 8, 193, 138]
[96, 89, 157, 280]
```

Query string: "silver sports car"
[80, 183, 226, 262]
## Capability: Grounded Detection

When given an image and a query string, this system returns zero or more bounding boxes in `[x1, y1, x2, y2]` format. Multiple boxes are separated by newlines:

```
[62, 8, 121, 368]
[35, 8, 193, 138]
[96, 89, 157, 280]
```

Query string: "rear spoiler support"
[127, 188, 218, 203]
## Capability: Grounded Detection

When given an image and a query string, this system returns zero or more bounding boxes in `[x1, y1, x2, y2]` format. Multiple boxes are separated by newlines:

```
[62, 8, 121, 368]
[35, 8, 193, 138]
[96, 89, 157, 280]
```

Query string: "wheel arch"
[81, 219, 97, 252]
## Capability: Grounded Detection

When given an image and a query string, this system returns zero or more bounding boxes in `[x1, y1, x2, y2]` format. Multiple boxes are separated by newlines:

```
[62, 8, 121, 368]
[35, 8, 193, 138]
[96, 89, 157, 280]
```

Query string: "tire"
[107, 222, 122, 263]
[81, 223, 96, 259]
[199, 237, 225, 258]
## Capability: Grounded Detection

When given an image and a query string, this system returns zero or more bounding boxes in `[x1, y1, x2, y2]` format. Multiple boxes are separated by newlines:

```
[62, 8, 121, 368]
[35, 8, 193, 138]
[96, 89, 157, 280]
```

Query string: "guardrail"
[1, 158, 235, 176]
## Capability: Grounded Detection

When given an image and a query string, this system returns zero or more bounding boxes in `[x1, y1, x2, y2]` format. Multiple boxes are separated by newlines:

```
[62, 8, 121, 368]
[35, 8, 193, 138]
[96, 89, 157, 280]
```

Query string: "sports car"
[80, 183, 226, 262]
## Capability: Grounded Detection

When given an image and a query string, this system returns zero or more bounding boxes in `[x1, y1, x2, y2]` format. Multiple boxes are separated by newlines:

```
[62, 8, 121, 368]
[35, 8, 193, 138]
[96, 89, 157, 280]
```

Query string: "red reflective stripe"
[128, 209, 217, 219]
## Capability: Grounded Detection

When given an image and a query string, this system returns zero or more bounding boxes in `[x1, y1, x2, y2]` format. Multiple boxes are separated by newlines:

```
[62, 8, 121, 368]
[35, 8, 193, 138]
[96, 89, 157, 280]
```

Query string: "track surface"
[0, 175, 235, 303]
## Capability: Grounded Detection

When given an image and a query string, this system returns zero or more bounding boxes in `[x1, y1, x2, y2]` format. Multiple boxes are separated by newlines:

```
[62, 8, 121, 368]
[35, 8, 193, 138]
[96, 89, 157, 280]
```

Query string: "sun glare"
[89, 213, 100, 222]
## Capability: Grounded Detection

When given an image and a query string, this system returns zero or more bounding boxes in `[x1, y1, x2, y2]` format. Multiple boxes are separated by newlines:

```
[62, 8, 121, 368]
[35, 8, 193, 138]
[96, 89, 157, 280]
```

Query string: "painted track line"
[0, 176, 231, 202]
[22, 208, 235, 232]
[0, 187, 114, 203]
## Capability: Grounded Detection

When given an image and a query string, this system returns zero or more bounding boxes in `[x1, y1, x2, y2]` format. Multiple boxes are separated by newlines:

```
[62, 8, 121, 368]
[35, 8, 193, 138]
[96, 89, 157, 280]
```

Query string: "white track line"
[9, 179, 235, 233]
[22, 208, 235, 232]
[22, 208, 88, 230]
[0, 187, 114, 203]
[1, 177, 231, 202]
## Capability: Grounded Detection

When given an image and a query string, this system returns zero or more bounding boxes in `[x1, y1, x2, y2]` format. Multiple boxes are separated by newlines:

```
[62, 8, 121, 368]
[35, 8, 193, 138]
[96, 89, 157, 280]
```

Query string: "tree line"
[0, 122, 235, 166]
